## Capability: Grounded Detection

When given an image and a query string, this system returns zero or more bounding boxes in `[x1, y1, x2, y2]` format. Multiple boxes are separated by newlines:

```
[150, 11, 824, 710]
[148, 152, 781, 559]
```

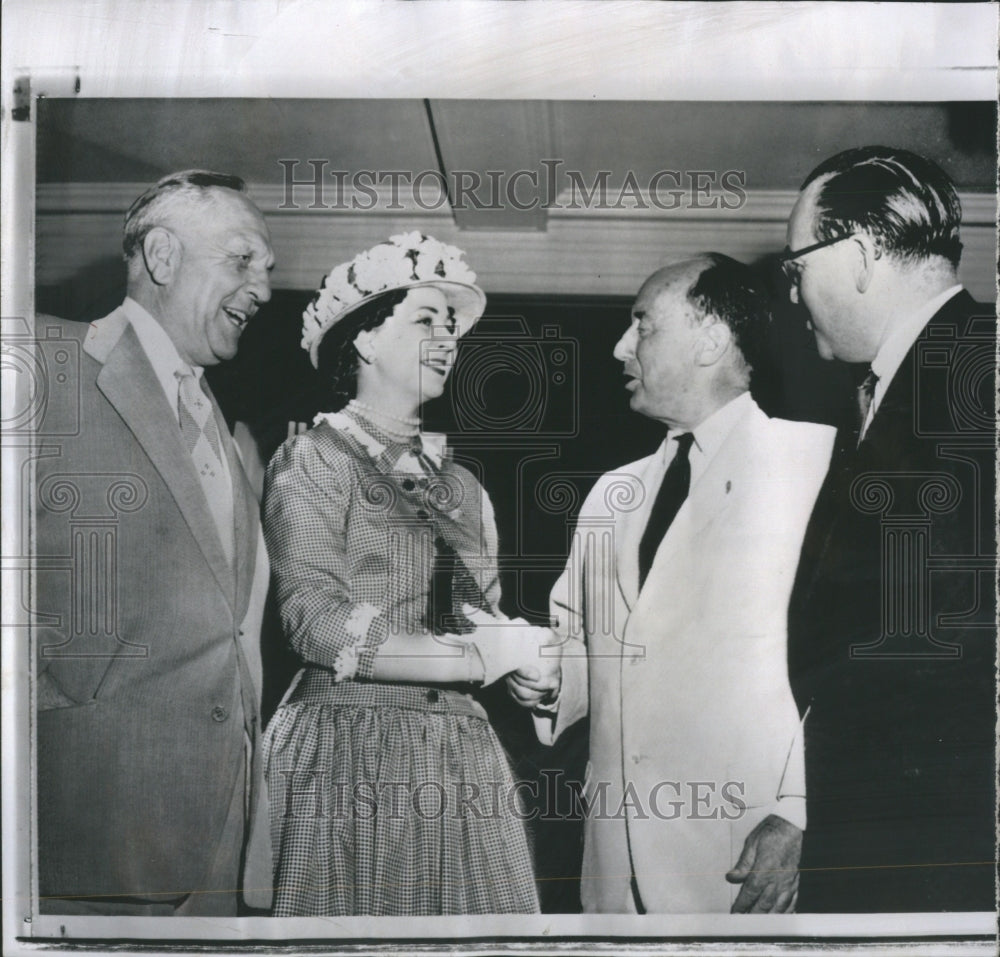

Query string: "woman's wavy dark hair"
[315, 288, 409, 410]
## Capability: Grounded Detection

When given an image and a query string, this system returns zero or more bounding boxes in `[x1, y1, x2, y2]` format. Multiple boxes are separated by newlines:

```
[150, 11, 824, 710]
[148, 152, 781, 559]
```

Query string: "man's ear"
[142, 227, 180, 286]
[695, 318, 732, 367]
[852, 234, 880, 294]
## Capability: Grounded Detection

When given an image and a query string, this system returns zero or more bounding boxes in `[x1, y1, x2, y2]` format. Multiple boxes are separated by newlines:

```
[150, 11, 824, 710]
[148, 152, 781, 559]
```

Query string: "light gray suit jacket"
[34, 307, 271, 908]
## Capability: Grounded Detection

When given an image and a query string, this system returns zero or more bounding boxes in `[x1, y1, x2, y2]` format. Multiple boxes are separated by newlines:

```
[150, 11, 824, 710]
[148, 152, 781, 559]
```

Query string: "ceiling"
[31, 98, 999, 302]
[38, 98, 997, 192]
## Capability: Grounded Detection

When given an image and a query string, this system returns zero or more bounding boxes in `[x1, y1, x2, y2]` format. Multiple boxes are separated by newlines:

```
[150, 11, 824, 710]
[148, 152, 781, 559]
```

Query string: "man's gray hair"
[122, 170, 248, 262]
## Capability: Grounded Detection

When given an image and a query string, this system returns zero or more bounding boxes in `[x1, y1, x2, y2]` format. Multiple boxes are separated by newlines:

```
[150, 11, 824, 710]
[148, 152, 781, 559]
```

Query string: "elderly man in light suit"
[510, 254, 834, 913]
[35, 171, 274, 915]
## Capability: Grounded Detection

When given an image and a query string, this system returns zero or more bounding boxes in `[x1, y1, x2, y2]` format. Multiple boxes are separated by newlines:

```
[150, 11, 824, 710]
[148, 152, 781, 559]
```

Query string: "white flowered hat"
[302, 231, 486, 368]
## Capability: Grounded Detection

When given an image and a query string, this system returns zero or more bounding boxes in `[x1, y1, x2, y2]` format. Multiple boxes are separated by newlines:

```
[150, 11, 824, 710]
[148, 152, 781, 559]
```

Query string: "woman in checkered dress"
[262, 235, 549, 915]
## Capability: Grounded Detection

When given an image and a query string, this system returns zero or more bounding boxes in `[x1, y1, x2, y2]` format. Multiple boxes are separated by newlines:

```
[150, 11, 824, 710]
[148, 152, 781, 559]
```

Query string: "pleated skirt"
[263, 670, 540, 915]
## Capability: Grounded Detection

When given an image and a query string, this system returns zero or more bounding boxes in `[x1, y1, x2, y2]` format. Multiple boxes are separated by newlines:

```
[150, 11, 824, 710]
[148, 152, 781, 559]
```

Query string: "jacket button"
[426, 689, 439, 703]
[211, 706, 229, 722]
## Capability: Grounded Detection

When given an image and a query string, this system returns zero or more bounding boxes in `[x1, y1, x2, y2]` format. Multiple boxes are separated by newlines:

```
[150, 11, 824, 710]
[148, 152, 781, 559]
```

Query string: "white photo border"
[2, 1, 997, 954]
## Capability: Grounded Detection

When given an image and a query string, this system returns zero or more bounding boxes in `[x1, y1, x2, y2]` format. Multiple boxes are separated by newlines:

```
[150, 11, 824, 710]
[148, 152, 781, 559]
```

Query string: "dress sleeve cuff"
[333, 603, 387, 681]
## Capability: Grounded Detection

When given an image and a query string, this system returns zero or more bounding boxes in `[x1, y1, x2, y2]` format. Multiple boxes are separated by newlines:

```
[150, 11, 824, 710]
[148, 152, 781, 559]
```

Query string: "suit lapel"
[216, 415, 266, 713]
[636, 401, 757, 598]
[616, 452, 663, 610]
[651, 415, 746, 567]
[798, 290, 982, 598]
[87, 313, 237, 608]
[210, 385, 258, 623]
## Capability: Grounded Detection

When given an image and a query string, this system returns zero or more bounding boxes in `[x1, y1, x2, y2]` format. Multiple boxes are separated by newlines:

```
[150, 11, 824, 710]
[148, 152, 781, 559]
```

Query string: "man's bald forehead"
[637, 258, 710, 306]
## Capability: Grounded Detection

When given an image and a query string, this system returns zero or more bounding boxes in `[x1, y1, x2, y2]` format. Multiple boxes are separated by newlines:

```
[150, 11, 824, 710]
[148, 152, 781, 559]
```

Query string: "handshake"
[454, 605, 563, 709]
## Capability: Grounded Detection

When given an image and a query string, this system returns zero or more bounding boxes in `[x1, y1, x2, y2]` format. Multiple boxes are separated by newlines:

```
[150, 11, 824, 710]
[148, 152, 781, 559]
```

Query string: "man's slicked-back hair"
[802, 146, 963, 268]
[122, 170, 248, 262]
[687, 253, 771, 374]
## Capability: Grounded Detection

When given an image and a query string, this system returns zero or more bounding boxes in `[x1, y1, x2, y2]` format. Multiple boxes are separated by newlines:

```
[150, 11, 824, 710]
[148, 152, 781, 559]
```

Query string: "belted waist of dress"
[291, 668, 488, 719]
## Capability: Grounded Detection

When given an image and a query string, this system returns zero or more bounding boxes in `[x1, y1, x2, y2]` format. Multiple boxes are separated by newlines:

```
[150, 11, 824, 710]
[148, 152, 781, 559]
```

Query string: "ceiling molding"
[36, 183, 998, 226]
[35, 189, 997, 302]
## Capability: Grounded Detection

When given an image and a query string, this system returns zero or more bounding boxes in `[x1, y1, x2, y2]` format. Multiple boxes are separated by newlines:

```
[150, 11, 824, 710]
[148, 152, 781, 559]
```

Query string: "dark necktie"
[855, 366, 879, 443]
[638, 432, 695, 588]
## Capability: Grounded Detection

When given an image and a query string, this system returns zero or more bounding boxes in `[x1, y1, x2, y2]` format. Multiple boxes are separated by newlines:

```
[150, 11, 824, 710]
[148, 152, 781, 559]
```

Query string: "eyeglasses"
[777, 234, 856, 282]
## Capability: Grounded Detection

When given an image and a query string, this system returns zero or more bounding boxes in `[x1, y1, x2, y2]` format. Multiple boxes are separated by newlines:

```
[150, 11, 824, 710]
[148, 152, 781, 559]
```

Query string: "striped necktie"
[856, 366, 879, 444]
[175, 366, 234, 562]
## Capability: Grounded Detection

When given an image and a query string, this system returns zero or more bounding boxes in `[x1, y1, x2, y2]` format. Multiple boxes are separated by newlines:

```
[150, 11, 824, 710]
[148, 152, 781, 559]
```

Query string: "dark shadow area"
[35, 256, 127, 322]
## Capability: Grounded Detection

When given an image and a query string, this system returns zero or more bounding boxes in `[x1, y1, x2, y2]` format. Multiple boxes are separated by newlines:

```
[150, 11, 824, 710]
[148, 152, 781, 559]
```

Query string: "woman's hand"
[457, 606, 560, 687]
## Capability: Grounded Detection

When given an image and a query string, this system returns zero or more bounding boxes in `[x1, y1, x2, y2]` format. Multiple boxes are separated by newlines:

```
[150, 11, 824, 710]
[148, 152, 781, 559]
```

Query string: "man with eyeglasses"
[783, 146, 996, 912]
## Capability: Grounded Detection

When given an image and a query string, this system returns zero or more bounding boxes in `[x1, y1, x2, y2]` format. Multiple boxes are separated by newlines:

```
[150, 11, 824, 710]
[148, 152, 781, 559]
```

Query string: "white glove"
[457, 605, 557, 687]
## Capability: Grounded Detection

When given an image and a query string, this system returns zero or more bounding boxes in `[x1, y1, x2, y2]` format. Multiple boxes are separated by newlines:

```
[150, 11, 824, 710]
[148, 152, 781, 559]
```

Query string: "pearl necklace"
[347, 399, 420, 441]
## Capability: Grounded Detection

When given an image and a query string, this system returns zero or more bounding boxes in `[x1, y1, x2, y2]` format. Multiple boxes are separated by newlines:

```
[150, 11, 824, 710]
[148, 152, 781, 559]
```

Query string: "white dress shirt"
[639, 390, 755, 526]
[861, 284, 963, 440]
[121, 296, 233, 491]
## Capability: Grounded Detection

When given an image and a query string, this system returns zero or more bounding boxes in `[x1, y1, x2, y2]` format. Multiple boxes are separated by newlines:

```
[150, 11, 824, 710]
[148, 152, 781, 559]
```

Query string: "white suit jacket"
[536, 398, 834, 913]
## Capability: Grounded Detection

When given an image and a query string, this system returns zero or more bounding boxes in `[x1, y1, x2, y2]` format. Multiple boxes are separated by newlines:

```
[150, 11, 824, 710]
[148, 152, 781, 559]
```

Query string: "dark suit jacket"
[34, 309, 270, 907]
[788, 290, 996, 912]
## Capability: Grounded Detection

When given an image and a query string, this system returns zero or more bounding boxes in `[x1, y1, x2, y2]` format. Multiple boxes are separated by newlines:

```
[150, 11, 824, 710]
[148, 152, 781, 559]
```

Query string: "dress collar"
[313, 408, 449, 471]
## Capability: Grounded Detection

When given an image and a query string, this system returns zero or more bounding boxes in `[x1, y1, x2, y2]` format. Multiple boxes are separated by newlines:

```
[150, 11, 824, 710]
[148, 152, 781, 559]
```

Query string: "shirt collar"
[657, 390, 752, 487]
[121, 297, 201, 408]
[680, 390, 752, 460]
[870, 285, 963, 389]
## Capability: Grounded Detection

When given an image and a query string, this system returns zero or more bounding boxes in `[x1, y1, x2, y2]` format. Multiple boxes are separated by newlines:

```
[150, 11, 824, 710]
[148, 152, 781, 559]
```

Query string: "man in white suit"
[510, 254, 834, 913]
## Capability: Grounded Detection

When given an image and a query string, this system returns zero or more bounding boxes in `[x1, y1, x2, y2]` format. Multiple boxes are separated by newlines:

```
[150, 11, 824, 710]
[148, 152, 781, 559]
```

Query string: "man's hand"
[506, 628, 562, 710]
[725, 814, 802, 913]
[506, 655, 561, 709]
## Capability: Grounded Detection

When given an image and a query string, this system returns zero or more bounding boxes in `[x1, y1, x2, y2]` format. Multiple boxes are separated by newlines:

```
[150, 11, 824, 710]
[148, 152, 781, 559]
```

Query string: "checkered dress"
[262, 412, 539, 915]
